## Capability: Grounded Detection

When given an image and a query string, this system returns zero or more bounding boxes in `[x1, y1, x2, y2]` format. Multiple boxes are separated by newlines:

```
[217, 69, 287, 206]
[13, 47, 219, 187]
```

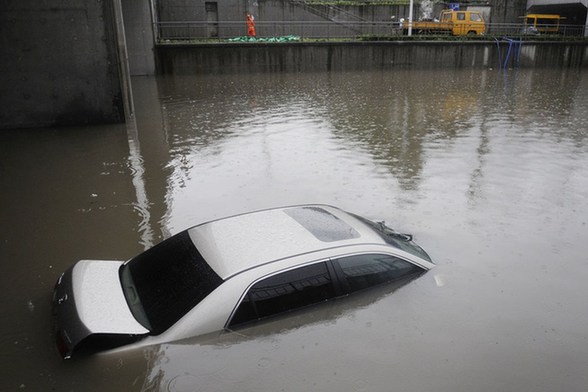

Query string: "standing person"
[246, 13, 256, 37]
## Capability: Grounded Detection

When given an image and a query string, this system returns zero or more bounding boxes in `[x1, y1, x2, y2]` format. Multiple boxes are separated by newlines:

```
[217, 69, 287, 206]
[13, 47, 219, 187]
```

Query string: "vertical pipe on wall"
[150, 0, 160, 43]
[112, 0, 135, 119]
[408, 0, 414, 36]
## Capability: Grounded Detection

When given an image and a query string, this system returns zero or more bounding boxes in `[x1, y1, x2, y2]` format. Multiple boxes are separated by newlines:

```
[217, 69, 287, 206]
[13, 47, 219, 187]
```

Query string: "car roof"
[188, 205, 386, 279]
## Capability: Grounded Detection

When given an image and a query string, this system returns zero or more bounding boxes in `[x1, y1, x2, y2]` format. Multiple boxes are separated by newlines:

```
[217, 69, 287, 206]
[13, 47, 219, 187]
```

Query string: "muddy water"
[1, 69, 587, 391]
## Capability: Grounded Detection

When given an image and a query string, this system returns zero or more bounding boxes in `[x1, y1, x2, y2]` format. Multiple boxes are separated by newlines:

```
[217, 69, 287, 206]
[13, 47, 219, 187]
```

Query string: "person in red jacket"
[246, 13, 256, 37]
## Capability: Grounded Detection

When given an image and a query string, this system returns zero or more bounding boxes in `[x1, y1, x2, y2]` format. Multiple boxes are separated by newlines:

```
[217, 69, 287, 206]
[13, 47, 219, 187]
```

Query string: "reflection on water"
[126, 118, 155, 250]
[1, 68, 587, 391]
[138, 273, 424, 391]
[154, 70, 587, 233]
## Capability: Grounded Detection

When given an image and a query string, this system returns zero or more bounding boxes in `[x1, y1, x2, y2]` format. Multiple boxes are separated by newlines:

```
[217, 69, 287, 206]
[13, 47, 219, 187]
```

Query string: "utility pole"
[408, 0, 413, 36]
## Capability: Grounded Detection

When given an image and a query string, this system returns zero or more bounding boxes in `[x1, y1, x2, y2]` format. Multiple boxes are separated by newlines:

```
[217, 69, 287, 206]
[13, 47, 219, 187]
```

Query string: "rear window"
[120, 231, 223, 335]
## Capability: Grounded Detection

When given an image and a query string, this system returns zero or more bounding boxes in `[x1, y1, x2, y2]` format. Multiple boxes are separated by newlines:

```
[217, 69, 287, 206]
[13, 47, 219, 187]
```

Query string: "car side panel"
[131, 244, 433, 348]
[140, 249, 339, 345]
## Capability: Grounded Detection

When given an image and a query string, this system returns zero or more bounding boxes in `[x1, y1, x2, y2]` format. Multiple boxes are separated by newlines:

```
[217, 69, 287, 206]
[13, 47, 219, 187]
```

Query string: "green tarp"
[228, 35, 301, 42]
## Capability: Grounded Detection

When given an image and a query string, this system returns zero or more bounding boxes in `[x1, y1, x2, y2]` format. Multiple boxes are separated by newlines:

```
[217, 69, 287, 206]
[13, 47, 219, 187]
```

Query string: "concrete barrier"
[155, 41, 588, 74]
[0, 0, 129, 129]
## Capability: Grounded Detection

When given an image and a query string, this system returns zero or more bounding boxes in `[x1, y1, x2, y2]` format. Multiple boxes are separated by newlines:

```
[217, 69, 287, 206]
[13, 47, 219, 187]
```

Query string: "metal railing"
[486, 23, 586, 37]
[156, 20, 587, 42]
[157, 21, 395, 41]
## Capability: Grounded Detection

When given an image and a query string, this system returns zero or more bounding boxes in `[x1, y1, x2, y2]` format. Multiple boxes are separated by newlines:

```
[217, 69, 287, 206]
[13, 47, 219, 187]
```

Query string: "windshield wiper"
[376, 221, 413, 242]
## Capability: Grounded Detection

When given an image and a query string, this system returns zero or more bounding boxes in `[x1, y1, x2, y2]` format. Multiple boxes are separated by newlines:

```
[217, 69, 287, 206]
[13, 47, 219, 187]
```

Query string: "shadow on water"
[0, 125, 147, 390]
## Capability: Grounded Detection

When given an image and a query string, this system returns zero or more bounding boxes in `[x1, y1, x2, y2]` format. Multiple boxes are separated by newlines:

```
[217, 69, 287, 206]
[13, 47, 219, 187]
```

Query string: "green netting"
[228, 35, 301, 42]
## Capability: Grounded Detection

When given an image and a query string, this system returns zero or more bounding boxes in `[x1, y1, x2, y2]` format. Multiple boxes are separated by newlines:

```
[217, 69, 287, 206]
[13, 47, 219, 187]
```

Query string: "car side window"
[334, 254, 423, 294]
[229, 262, 336, 327]
[470, 13, 482, 22]
[457, 12, 465, 21]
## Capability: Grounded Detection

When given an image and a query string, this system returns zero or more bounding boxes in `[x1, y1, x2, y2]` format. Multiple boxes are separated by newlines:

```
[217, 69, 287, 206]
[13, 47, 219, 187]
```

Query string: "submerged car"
[53, 205, 434, 358]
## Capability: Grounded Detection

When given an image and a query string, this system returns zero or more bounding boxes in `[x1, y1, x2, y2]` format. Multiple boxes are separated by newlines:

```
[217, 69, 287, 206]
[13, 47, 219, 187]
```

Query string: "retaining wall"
[155, 41, 588, 74]
[0, 0, 126, 129]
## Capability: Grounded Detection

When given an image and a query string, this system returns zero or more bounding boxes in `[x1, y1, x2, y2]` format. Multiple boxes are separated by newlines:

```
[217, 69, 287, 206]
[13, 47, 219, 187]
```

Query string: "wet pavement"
[1, 68, 587, 391]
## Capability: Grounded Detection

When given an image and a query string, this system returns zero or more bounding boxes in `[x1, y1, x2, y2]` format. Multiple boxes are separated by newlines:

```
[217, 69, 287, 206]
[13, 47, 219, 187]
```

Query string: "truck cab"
[440, 10, 486, 36]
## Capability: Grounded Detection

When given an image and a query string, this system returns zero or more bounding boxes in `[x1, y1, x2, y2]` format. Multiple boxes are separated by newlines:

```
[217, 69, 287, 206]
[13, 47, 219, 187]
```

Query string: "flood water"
[1, 68, 588, 391]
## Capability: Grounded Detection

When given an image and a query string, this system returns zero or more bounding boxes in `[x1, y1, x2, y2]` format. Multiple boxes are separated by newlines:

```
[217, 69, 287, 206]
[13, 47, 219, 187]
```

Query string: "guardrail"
[156, 21, 587, 42]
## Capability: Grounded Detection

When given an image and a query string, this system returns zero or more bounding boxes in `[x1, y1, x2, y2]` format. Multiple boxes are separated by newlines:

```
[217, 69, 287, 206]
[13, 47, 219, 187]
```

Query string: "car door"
[227, 261, 338, 328]
[226, 254, 425, 330]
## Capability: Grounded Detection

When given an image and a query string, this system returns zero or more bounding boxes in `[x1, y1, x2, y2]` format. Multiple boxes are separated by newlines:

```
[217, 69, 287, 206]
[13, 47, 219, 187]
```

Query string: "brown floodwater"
[1, 68, 587, 391]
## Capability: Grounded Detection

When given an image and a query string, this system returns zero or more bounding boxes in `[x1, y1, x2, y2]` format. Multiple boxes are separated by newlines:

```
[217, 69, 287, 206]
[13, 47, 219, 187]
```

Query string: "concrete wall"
[156, 0, 529, 28]
[489, 0, 528, 23]
[157, 0, 409, 22]
[158, 0, 246, 22]
[122, 0, 156, 75]
[156, 0, 414, 22]
[157, 0, 417, 39]
[257, 2, 410, 23]
[155, 41, 588, 74]
[158, 0, 249, 39]
[0, 0, 126, 129]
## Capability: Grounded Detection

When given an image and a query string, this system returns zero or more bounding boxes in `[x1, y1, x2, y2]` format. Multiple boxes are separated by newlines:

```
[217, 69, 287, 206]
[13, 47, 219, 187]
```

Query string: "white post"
[408, 0, 413, 36]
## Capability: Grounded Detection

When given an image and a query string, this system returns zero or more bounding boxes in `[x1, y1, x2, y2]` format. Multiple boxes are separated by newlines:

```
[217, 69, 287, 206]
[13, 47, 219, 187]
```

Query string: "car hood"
[53, 259, 149, 358]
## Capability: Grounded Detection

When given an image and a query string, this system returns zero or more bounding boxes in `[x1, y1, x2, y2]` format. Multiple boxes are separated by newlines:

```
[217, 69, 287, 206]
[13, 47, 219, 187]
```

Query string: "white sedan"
[53, 205, 434, 358]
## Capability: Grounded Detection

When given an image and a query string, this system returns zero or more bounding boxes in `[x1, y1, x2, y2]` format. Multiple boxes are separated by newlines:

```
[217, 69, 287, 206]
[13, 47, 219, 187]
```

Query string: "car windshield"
[351, 214, 433, 263]
[119, 231, 223, 335]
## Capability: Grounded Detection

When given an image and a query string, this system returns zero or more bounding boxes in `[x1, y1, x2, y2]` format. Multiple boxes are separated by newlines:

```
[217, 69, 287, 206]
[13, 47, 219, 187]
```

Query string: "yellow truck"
[521, 14, 564, 34]
[402, 10, 486, 36]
